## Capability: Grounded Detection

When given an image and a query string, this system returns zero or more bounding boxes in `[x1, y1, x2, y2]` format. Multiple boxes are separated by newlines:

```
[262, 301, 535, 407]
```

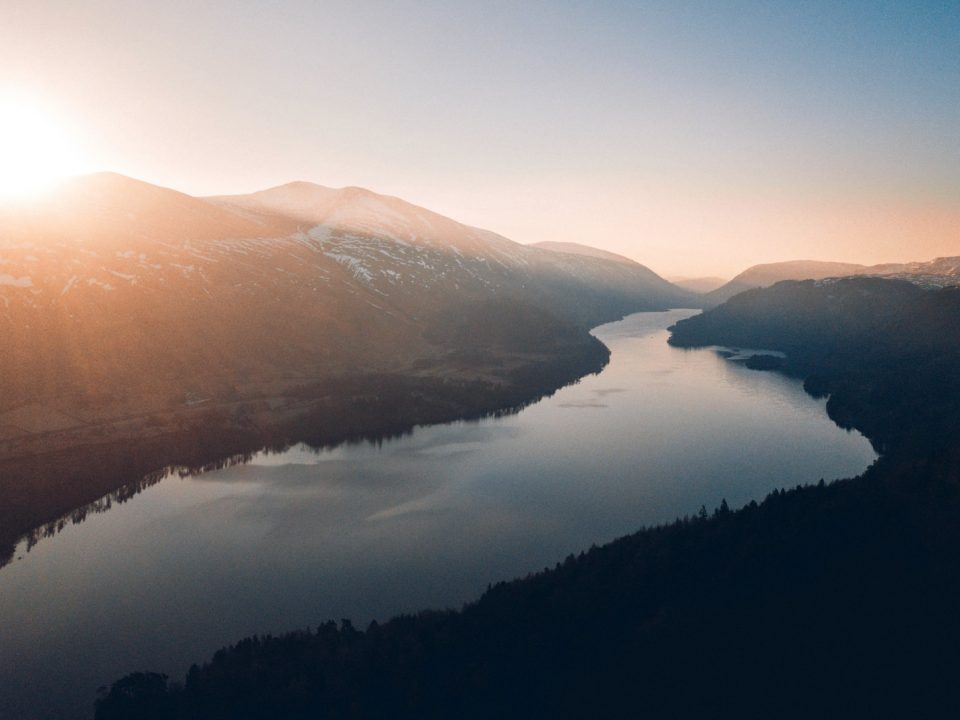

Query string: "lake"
[0, 310, 877, 718]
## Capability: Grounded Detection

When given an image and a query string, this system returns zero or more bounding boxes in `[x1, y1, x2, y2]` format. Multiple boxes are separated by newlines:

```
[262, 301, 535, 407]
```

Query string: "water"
[0, 310, 877, 719]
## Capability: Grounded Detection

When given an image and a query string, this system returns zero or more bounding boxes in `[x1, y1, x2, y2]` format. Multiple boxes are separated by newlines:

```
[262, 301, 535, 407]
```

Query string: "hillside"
[875, 255, 960, 288]
[704, 256, 960, 306]
[528, 241, 636, 266]
[670, 277, 960, 456]
[215, 186, 697, 325]
[95, 278, 960, 720]
[0, 173, 697, 567]
[704, 260, 870, 305]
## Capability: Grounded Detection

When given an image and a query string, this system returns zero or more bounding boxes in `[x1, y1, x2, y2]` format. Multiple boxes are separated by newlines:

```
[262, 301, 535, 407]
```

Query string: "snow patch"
[324, 252, 374, 282]
[107, 270, 137, 282]
[0, 274, 32, 288]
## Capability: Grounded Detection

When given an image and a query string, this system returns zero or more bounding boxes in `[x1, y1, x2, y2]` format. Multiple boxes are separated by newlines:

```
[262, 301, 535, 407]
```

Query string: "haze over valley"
[2, 167, 958, 719]
[1, 2, 959, 719]
[0, 172, 698, 567]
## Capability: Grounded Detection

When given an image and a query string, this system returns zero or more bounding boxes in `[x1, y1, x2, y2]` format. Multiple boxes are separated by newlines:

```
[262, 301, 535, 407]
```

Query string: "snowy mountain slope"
[0, 173, 694, 420]
[871, 256, 960, 289]
[213, 182, 695, 319]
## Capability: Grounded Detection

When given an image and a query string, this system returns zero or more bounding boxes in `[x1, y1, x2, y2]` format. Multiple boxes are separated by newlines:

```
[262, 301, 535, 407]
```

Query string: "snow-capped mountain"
[0, 173, 694, 418]
[210, 182, 694, 319]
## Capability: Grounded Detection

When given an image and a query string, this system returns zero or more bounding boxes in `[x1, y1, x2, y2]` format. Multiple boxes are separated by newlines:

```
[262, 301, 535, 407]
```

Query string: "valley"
[0, 173, 693, 569]
[0, 310, 876, 720]
[3, 181, 958, 718]
[91, 278, 960, 720]
[5, 5, 958, 719]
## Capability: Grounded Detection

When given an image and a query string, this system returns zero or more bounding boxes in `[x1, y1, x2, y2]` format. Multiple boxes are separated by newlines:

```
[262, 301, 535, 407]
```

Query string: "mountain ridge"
[705, 256, 960, 305]
[529, 241, 638, 266]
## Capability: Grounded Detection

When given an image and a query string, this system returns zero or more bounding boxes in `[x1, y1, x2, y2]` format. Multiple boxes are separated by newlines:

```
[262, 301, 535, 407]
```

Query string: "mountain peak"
[213, 181, 496, 254]
[255, 180, 333, 194]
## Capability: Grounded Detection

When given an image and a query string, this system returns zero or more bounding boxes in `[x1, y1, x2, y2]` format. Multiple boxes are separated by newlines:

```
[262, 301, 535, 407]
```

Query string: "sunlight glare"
[0, 96, 88, 199]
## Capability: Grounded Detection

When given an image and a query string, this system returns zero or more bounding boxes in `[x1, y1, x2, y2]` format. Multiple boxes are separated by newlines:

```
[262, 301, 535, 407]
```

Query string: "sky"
[1, 0, 958, 277]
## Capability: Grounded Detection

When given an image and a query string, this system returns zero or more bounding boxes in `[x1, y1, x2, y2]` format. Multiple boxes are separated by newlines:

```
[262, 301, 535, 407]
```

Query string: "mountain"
[667, 275, 728, 294]
[529, 241, 636, 266]
[703, 256, 960, 306]
[669, 276, 960, 455]
[0, 173, 698, 565]
[704, 260, 870, 306]
[213, 186, 697, 323]
[524, 240, 694, 307]
[1, 172, 300, 244]
[874, 256, 960, 289]
[0, 174, 695, 419]
[675, 276, 926, 361]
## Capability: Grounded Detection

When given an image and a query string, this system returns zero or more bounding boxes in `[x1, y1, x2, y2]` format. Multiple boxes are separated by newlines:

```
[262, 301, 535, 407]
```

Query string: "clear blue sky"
[2, 0, 958, 275]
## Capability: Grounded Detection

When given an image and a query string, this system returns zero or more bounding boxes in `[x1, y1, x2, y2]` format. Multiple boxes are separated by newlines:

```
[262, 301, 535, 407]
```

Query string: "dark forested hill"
[95, 278, 960, 719]
[671, 277, 927, 358]
[670, 278, 960, 456]
[703, 259, 872, 305]
[93, 461, 960, 720]
[703, 256, 960, 306]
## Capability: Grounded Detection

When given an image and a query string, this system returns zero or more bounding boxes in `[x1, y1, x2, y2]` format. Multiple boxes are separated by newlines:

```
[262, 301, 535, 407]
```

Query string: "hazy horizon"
[4, 5, 960, 716]
[2, 0, 958, 275]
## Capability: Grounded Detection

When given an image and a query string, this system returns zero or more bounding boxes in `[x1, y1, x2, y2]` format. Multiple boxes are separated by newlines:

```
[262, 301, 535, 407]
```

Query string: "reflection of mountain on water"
[14, 468, 173, 562]
[1, 352, 606, 569]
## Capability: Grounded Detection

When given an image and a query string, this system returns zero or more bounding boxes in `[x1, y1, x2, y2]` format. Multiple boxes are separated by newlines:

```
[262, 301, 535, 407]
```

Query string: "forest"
[95, 278, 960, 718]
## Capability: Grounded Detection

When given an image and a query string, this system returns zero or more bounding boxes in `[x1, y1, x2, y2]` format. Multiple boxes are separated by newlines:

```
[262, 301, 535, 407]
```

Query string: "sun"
[0, 96, 89, 200]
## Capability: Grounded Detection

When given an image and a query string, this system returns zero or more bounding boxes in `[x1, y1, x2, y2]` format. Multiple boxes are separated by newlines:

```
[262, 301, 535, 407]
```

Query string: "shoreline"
[1, 334, 610, 567]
